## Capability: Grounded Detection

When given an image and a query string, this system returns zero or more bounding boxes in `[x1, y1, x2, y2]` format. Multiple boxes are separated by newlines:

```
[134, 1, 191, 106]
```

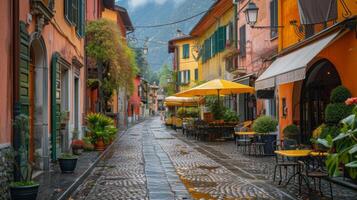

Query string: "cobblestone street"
[72, 117, 357, 200]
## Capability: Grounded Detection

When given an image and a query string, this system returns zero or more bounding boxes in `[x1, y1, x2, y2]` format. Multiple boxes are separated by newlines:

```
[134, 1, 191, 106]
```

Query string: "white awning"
[255, 31, 340, 90]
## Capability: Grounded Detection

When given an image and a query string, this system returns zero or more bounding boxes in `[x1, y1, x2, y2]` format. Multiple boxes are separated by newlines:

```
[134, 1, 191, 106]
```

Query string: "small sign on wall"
[282, 98, 288, 118]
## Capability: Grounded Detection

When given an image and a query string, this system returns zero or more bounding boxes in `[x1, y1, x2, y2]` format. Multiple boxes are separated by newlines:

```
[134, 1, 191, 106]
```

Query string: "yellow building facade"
[190, 0, 235, 81]
[168, 35, 200, 92]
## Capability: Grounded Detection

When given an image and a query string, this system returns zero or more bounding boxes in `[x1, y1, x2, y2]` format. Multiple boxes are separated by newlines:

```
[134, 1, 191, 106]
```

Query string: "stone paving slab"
[71, 117, 357, 200]
[35, 151, 100, 200]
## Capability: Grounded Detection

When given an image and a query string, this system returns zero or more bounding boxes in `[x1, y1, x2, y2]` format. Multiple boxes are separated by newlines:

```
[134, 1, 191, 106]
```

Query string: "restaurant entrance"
[300, 59, 341, 143]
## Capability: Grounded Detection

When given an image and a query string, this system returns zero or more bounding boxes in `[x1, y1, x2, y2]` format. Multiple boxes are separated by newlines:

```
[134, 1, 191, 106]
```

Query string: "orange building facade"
[16, 0, 86, 169]
[255, 0, 357, 141]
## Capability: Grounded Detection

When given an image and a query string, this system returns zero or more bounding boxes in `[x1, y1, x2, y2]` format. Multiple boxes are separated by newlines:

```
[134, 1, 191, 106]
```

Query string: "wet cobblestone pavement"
[72, 117, 357, 200]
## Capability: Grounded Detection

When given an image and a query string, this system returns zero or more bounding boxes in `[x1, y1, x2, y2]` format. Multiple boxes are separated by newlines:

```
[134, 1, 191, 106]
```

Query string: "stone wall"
[0, 144, 13, 200]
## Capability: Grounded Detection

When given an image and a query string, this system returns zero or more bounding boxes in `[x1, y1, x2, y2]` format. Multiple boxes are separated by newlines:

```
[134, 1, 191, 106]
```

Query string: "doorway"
[300, 59, 341, 143]
[29, 38, 49, 170]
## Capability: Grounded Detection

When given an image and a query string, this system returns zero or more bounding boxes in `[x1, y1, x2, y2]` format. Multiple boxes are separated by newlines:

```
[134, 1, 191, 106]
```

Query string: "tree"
[86, 19, 138, 112]
[159, 64, 176, 96]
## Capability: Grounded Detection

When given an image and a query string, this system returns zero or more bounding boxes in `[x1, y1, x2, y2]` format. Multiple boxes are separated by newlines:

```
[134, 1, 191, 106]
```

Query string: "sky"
[124, 0, 186, 10]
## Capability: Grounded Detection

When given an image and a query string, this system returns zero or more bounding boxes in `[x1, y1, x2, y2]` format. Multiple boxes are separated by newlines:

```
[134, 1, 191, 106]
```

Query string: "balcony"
[31, 0, 54, 29]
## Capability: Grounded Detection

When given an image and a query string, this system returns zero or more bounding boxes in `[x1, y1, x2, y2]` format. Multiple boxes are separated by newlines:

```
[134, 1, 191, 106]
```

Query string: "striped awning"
[255, 31, 340, 90]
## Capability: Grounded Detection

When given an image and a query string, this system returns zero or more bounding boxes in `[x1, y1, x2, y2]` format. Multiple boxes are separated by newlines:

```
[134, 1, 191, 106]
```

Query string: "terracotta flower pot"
[95, 138, 106, 151]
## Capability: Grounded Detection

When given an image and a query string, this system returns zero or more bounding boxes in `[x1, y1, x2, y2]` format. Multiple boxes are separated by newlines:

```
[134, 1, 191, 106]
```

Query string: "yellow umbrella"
[175, 79, 255, 97]
[164, 96, 203, 107]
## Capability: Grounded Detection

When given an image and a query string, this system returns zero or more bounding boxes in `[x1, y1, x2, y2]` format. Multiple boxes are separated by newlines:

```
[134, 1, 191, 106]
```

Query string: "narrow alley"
[71, 118, 357, 200]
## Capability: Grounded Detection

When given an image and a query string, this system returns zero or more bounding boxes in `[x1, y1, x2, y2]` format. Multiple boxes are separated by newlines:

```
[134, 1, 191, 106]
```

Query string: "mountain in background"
[116, 0, 215, 73]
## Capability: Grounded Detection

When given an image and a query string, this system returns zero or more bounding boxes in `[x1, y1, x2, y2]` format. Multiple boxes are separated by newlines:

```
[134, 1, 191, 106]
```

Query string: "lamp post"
[244, 2, 283, 29]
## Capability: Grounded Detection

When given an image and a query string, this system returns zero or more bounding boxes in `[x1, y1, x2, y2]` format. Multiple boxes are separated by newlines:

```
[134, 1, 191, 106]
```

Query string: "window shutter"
[64, 0, 71, 22]
[270, 0, 278, 38]
[18, 22, 30, 116]
[182, 45, 185, 58]
[239, 25, 246, 56]
[212, 32, 216, 56]
[50, 53, 62, 160]
[73, 0, 79, 26]
[218, 26, 226, 52]
[188, 70, 191, 83]
[195, 69, 198, 80]
[76, 0, 85, 37]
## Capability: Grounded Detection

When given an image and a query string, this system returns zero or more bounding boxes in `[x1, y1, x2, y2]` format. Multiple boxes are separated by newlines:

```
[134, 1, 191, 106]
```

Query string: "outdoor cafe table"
[274, 149, 328, 191]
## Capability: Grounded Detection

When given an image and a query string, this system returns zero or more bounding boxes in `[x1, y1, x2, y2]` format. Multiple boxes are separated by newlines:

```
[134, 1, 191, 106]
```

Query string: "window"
[182, 44, 190, 59]
[179, 70, 191, 84]
[270, 0, 278, 38]
[239, 25, 246, 57]
[226, 22, 234, 45]
[65, 0, 85, 37]
[194, 68, 198, 81]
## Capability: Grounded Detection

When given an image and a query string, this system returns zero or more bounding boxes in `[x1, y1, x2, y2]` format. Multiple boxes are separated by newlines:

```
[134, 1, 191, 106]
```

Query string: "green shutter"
[195, 69, 198, 80]
[76, 0, 85, 36]
[64, 0, 72, 22]
[50, 53, 62, 160]
[187, 70, 191, 83]
[19, 22, 30, 116]
[212, 32, 217, 56]
[182, 44, 189, 59]
[218, 26, 226, 52]
[186, 44, 190, 58]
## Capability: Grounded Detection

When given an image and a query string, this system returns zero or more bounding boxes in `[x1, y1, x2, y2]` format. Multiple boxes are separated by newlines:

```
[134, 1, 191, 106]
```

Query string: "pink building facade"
[234, 0, 278, 121]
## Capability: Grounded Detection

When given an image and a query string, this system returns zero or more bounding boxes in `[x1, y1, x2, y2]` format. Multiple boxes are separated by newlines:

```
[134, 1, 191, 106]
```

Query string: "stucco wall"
[278, 0, 357, 51]
[198, 8, 234, 81]
[174, 38, 199, 92]
[237, 0, 278, 74]
[0, 0, 13, 144]
[19, 0, 85, 156]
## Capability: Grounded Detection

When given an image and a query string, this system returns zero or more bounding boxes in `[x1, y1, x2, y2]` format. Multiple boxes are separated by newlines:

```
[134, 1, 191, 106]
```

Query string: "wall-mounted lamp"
[244, 2, 283, 29]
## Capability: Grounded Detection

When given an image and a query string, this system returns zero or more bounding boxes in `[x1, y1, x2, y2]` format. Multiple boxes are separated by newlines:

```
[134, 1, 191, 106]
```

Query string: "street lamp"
[244, 2, 259, 26]
[244, 2, 283, 29]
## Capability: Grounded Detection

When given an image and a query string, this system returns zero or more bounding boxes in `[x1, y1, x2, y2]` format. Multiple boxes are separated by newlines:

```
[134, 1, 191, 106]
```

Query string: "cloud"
[127, 0, 185, 10]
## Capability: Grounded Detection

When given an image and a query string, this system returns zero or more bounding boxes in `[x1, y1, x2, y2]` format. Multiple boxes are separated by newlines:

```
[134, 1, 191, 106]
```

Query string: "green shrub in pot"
[253, 116, 278, 134]
[252, 115, 278, 155]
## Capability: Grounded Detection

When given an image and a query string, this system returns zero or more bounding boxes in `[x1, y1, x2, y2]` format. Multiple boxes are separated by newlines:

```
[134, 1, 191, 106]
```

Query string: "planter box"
[10, 184, 40, 200]
[260, 134, 277, 155]
[58, 158, 78, 173]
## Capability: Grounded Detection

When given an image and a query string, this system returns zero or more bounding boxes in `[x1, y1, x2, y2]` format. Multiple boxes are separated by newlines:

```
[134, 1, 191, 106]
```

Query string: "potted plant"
[86, 113, 117, 151]
[83, 137, 95, 151]
[252, 115, 278, 155]
[60, 111, 70, 130]
[317, 97, 357, 181]
[58, 153, 78, 173]
[10, 114, 39, 200]
[71, 139, 84, 155]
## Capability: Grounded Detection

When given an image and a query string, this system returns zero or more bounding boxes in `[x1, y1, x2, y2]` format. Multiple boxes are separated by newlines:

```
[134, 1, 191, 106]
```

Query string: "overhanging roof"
[190, 0, 232, 36]
[255, 31, 341, 90]
[115, 5, 134, 32]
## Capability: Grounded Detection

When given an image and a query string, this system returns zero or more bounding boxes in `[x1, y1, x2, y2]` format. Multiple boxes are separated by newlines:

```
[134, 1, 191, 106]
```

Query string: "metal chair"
[273, 140, 300, 185]
[303, 152, 333, 199]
